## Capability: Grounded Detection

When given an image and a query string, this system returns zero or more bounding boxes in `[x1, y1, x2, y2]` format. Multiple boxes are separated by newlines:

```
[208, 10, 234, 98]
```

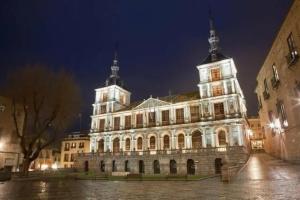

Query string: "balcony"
[263, 91, 270, 100]
[271, 77, 280, 89]
[286, 48, 299, 67]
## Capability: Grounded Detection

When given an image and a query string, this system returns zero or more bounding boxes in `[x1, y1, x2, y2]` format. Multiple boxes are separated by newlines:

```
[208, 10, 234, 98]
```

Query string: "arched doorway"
[150, 136, 156, 149]
[215, 158, 222, 174]
[153, 160, 160, 174]
[178, 134, 185, 149]
[100, 160, 105, 172]
[163, 135, 170, 149]
[137, 137, 143, 150]
[187, 159, 195, 175]
[170, 160, 177, 174]
[125, 138, 130, 151]
[113, 138, 120, 152]
[112, 160, 117, 172]
[125, 160, 130, 172]
[218, 130, 227, 146]
[84, 161, 89, 172]
[98, 139, 104, 152]
[192, 131, 202, 148]
[139, 160, 145, 174]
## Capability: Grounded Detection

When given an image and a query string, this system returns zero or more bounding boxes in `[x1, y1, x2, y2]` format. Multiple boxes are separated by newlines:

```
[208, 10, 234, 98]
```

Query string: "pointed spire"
[208, 10, 220, 61]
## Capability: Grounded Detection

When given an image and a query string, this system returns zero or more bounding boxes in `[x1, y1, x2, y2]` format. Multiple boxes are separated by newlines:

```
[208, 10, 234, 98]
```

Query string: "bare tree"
[4, 65, 81, 175]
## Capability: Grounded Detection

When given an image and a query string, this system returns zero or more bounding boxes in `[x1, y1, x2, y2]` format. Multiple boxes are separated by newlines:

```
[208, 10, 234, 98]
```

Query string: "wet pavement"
[1, 153, 300, 200]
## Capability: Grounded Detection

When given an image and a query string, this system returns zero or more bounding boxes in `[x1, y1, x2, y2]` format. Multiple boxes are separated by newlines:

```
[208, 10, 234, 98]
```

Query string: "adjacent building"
[248, 117, 265, 151]
[0, 96, 24, 172]
[255, 0, 300, 162]
[76, 17, 250, 176]
[30, 148, 61, 170]
[61, 133, 90, 168]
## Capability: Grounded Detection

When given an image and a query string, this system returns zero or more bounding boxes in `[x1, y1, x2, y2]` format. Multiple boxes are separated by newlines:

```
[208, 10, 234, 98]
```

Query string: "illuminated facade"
[76, 17, 249, 175]
[255, 0, 300, 162]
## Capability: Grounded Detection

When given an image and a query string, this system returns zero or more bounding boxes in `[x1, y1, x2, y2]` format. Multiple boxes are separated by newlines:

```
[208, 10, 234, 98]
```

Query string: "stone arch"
[170, 160, 177, 174]
[98, 139, 104, 152]
[153, 160, 160, 174]
[187, 159, 195, 175]
[192, 130, 203, 148]
[113, 137, 120, 152]
[177, 133, 185, 149]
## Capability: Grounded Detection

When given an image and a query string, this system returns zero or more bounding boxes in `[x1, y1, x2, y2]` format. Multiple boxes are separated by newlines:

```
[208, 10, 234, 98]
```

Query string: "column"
[231, 79, 236, 93]
[171, 129, 176, 149]
[207, 83, 211, 97]
[202, 133, 206, 148]
[184, 105, 190, 123]
[223, 81, 227, 95]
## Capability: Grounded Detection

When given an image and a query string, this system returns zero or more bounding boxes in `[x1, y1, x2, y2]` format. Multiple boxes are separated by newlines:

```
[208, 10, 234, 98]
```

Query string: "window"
[218, 130, 227, 146]
[202, 85, 208, 98]
[79, 142, 84, 148]
[263, 79, 270, 100]
[214, 103, 225, 119]
[176, 108, 184, 124]
[211, 68, 221, 81]
[114, 117, 120, 130]
[137, 137, 143, 150]
[226, 81, 233, 94]
[271, 64, 280, 88]
[120, 94, 125, 104]
[98, 139, 104, 152]
[71, 142, 76, 148]
[125, 138, 130, 151]
[286, 32, 298, 65]
[150, 136, 156, 149]
[148, 112, 156, 127]
[161, 110, 170, 125]
[203, 103, 210, 117]
[190, 106, 200, 122]
[136, 114, 143, 128]
[102, 93, 108, 102]
[212, 84, 223, 96]
[276, 100, 288, 127]
[228, 100, 235, 114]
[70, 154, 75, 162]
[163, 135, 170, 149]
[113, 138, 120, 152]
[100, 105, 107, 114]
[99, 119, 105, 132]
[178, 134, 184, 149]
[64, 143, 70, 151]
[125, 115, 131, 129]
[64, 154, 69, 162]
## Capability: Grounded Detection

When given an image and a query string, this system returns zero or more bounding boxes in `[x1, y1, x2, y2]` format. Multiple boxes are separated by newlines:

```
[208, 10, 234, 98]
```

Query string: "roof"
[117, 91, 200, 112]
[200, 52, 229, 65]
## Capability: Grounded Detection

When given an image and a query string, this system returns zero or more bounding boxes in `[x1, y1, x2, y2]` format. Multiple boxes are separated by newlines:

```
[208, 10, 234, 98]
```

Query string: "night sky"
[0, 0, 293, 132]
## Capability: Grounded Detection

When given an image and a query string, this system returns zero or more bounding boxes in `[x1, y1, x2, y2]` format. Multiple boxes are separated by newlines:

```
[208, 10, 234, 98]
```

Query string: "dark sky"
[0, 0, 292, 131]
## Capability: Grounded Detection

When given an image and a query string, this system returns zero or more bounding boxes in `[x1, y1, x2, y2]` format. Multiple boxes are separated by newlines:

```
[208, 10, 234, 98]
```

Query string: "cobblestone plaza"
[1, 154, 300, 200]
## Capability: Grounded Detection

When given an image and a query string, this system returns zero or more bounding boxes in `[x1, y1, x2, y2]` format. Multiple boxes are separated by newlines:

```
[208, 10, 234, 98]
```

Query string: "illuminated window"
[161, 110, 170, 125]
[100, 105, 107, 114]
[148, 112, 156, 127]
[136, 114, 143, 128]
[218, 130, 227, 146]
[211, 68, 221, 81]
[190, 106, 200, 122]
[176, 108, 184, 124]
[150, 136, 156, 149]
[99, 119, 105, 132]
[137, 137, 143, 150]
[125, 138, 130, 151]
[178, 134, 184, 149]
[163, 135, 170, 149]
[102, 93, 108, 102]
[214, 103, 225, 119]
[212, 85, 223, 96]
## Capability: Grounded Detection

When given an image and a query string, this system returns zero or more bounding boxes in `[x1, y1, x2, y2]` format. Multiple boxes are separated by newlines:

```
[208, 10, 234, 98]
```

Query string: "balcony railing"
[271, 77, 280, 89]
[286, 48, 299, 67]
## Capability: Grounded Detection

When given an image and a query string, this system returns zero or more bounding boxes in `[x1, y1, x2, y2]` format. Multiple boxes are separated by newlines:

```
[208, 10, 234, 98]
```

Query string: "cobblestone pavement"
[1, 153, 300, 200]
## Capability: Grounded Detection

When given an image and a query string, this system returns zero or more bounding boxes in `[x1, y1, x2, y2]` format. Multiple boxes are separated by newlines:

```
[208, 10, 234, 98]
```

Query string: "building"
[0, 96, 24, 172]
[30, 148, 61, 170]
[248, 117, 264, 151]
[255, 0, 300, 162]
[76, 17, 250, 176]
[61, 133, 90, 168]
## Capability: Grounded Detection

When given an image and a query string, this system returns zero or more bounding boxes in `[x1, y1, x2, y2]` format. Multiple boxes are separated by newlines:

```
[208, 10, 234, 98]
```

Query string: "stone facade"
[0, 96, 24, 172]
[255, 0, 300, 162]
[75, 17, 250, 175]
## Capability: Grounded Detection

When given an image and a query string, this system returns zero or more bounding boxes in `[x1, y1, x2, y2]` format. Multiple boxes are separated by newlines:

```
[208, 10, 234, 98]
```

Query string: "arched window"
[163, 135, 170, 149]
[192, 131, 202, 149]
[150, 136, 156, 149]
[98, 139, 104, 152]
[113, 138, 120, 152]
[137, 137, 143, 150]
[178, 134, 184, 149]
[218, 130, 227, 146]
[125, 138, 130, 151]
[153, 160, 160, 174]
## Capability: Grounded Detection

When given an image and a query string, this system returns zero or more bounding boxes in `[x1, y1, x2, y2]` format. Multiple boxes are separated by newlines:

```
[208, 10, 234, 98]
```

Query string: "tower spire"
[208, 10, 220, 61]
